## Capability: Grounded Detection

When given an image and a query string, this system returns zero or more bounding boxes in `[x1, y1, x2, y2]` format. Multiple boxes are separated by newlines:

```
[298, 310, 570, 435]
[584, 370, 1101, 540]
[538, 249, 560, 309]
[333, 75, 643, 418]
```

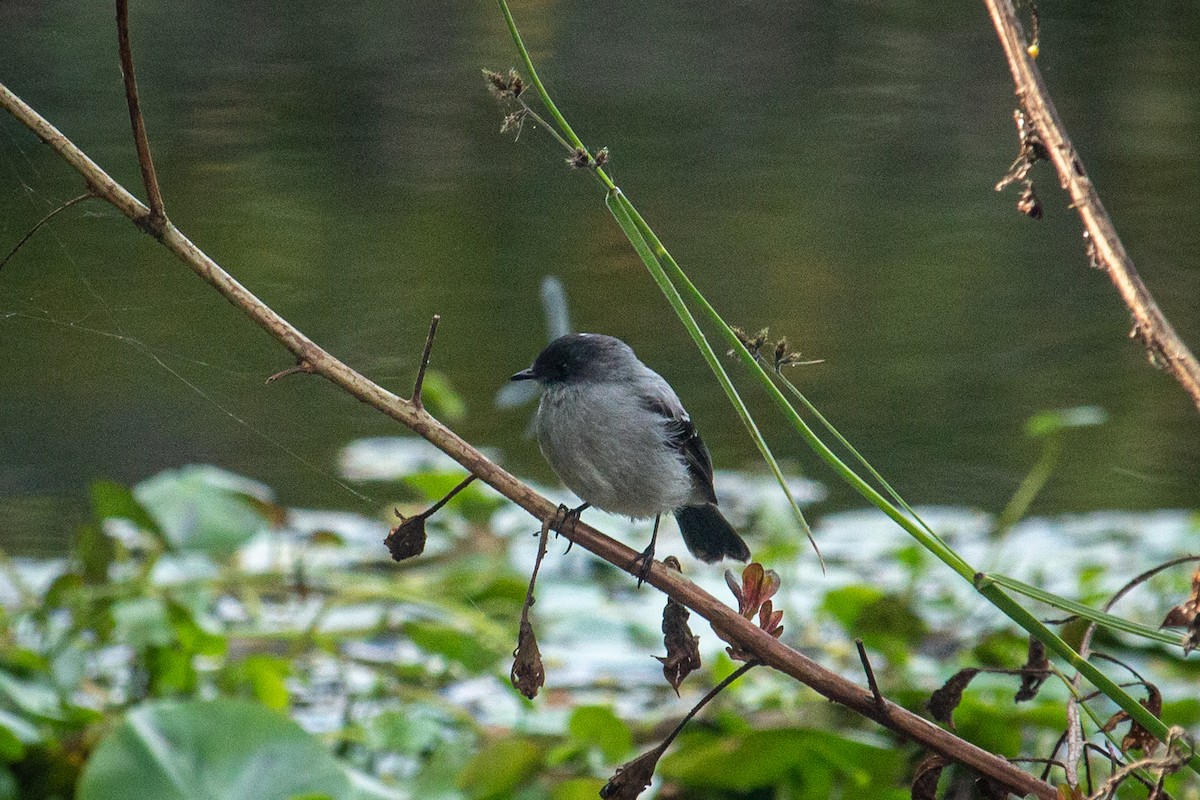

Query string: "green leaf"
[166, 600, 227, 658]
[404, 622, 504, 673]
[661, 728, 902, 792]
[0, 671, 63, 721]
[550, 778, 606, 800]
[134, 467, 272, 558]
[420, 371, 466, 422]
[223, 655, 291, 712]
[456, 738, 541, 800]
[77, 699, 352, 800]
[111, 597, 174, 650]
[0, 725, 23, 762]
[820, 585, 886, 630]
[566, 705, 631, 763]
[74, 524, 114, 585]
[145, 647, 197, 698]
[90, 479, 164, 539]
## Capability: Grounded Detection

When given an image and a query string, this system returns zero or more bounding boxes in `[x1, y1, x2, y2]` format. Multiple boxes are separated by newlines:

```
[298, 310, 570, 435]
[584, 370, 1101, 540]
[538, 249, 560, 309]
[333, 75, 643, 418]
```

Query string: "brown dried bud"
[911, 753, 947, 800]
[600, 745, 667, 800]
[656, 557, 701, 694]
[510, 616, 545, 699]
[927, 668, 981, 728]
[1161, 565, 1200, 654]
[1014, 637, 1050, 702]
[384, 511, 427, 561]
[593, 147, 610, 168]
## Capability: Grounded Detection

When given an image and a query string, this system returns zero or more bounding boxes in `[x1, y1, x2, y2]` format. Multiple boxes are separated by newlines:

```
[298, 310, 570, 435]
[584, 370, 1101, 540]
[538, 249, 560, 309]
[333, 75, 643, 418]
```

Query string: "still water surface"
[1, 1, 1198, 553]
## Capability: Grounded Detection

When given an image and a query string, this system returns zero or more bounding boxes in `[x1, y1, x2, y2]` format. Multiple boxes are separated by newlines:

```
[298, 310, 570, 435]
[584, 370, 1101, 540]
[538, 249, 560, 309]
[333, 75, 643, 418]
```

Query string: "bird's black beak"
[510, 367, 538, 382]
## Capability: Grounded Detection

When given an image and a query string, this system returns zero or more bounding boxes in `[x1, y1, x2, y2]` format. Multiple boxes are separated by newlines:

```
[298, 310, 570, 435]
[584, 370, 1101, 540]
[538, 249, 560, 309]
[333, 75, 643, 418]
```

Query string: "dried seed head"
[482, 68, 525, 100]
[593, 147, 610, 168]
[565, 147, 591, 169]
[500, 108, 529, 135]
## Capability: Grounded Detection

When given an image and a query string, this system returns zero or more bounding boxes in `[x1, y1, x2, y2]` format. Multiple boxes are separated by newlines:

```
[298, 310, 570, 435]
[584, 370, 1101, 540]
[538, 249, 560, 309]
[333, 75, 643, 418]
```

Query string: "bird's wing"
[641, 374, 719, 506]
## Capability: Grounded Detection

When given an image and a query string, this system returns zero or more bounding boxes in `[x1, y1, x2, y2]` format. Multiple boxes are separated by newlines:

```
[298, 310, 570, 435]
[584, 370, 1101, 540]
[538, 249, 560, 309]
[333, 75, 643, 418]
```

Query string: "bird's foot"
[550, 502, 589, 554]
[628, 542, 656, 588]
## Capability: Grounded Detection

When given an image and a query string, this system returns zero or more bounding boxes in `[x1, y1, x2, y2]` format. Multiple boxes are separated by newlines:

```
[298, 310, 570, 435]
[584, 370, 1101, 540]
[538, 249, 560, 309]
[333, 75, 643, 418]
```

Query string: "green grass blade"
[604, 191, 820, 562]
[984, 573, 1183, 647]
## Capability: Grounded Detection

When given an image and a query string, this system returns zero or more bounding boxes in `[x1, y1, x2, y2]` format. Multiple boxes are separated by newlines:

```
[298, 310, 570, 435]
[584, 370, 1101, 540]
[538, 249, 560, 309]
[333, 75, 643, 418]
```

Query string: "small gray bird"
[511, 333, 750, 573]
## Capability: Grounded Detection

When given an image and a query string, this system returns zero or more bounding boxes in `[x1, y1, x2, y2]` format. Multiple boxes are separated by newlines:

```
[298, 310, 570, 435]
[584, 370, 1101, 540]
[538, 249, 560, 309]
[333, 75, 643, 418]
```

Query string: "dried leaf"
[657, 559, 701, 695]
[1121, 686, 1162, 753]
[384, 511, 426, 561]
[927, 668, 981, 728]
[1100, 709, 1129, 735]
[1017, 182, 1043, 219]
[600, 745, 667, 800]
[976, 775, 1013, 800]
[1161, 566, 1200, 654]
[911, 753, 947, 800]
[510, 616, 544, 699]
[1014, 637, 1050, 702]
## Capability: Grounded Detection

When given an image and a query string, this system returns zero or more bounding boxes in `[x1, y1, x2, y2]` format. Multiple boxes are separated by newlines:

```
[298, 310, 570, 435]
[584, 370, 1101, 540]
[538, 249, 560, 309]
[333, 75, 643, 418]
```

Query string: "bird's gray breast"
[535, 381, 695, 518]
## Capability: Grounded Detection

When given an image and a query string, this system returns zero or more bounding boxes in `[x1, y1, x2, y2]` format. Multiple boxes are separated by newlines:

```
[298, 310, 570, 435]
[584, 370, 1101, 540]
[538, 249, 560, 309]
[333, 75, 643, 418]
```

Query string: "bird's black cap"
[510, 333, 632, 384]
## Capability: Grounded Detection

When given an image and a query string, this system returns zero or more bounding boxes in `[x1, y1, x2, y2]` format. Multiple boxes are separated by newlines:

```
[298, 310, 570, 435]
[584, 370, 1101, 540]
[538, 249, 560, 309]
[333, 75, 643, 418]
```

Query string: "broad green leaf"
[456, 738, 541, 800]
[0, 671, 63, 721]
[420, 371, 466, 422]
[661, 728, 902, 792]
[134, 466, 272, 558]
[111, 597, 173, 650]
[74, 524, 114, 585]
[90, 480, 164, 539]
[550, 778, 606, 800]
[404, 622, 504, 674]
[77, 699, 352, 800]
[566, 705, 631, 763]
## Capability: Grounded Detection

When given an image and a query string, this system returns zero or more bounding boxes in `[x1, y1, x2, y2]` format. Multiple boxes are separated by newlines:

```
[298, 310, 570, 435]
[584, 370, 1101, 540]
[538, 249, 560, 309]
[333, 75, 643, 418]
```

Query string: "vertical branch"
[983, 0, 1200, 413]
[115, 0, 166, 225]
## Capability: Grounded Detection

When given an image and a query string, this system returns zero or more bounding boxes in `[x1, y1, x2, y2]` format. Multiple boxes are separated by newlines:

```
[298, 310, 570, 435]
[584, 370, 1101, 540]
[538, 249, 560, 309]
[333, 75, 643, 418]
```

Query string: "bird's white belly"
[536, 383, 695, 518]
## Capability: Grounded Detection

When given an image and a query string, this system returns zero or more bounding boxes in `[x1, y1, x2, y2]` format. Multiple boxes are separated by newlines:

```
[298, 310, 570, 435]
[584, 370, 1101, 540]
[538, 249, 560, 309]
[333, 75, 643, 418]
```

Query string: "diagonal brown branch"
[0, 80, 1057, 800]
[984, 0, 1200, 413]
[115, 0, 166, 226]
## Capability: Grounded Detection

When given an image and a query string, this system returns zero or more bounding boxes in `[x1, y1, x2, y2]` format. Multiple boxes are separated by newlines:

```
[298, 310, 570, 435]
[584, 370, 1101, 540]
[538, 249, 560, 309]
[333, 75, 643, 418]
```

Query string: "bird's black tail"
[674, 504, 750, 563]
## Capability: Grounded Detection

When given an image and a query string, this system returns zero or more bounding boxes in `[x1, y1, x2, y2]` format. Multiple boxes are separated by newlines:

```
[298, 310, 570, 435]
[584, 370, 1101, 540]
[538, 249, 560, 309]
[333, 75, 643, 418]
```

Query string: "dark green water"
[2, 1, 1198, 553]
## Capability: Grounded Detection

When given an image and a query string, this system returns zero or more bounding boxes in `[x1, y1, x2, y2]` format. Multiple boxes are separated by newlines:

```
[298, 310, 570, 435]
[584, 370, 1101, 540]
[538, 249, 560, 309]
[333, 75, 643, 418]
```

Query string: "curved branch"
[984, 0, 1200, 413]
[0, 80, 1057, 799]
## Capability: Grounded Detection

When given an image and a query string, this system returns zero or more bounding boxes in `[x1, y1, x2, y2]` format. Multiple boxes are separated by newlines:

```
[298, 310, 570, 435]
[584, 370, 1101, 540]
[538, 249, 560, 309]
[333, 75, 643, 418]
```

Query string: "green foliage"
[134, 466, 276, 558]
[76, 699, 359, 800]
[0, 464, 1195, 799]
[456, 738, 542, 799]
[661, 727, 906, 797]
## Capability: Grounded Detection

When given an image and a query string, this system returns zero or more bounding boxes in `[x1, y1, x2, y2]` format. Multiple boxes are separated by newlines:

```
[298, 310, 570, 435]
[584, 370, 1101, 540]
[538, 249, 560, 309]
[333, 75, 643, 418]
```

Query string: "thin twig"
[0, 192, 95, 272]
[115, 0, 165, 225]
[855, 639, 885, 712]
[984, 0, 1200, 413]
[265, 361, 315, 383]
[0, 78, 1064, 800]
[411, 314, 441, 409]
[660, 660, 759, 751]
[423, 474, 477, 519]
